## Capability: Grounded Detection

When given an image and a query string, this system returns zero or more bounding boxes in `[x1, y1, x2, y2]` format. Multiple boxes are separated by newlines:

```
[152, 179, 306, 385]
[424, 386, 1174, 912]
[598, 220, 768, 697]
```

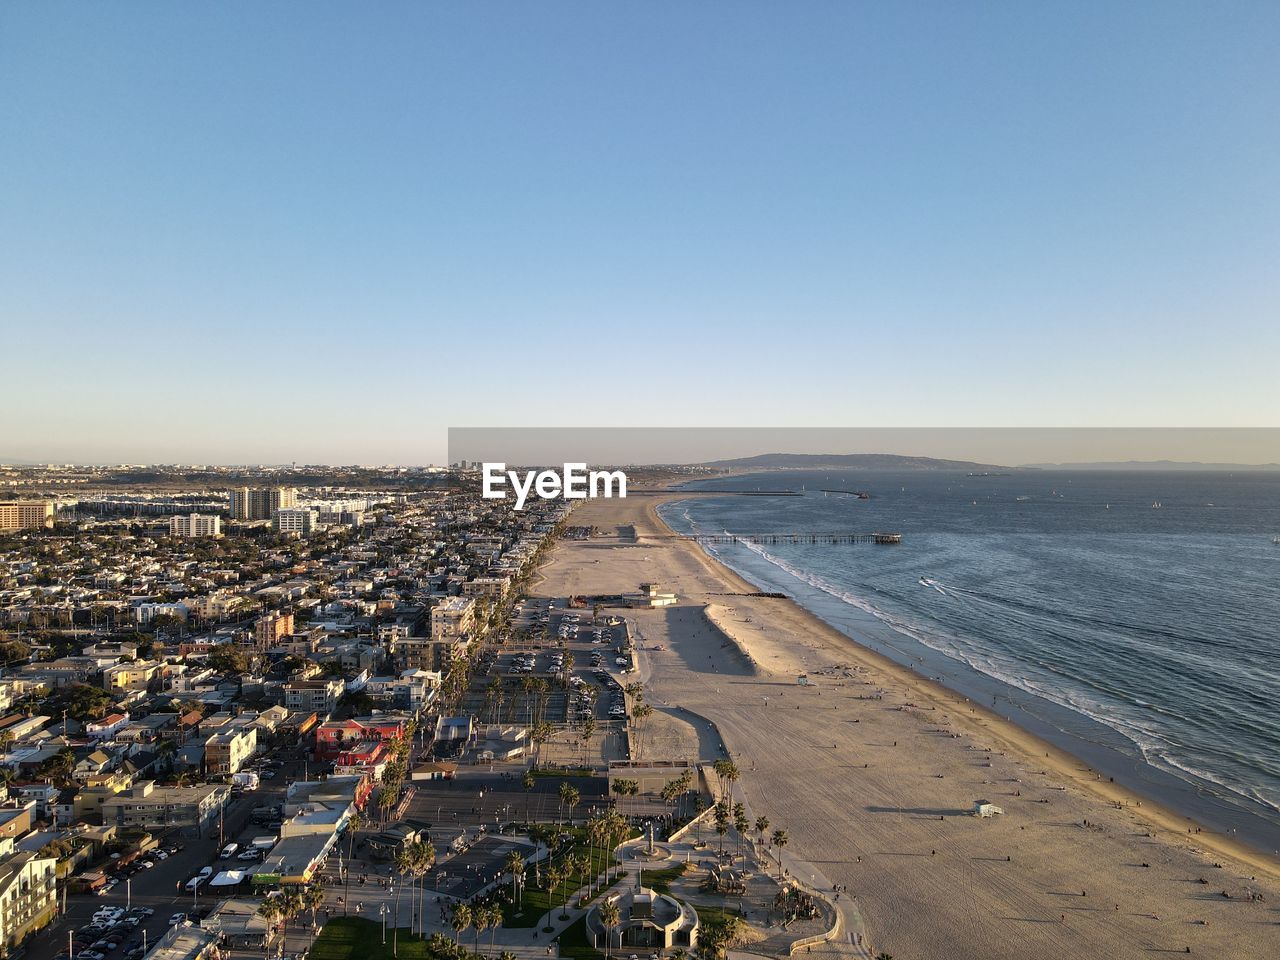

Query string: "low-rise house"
[85, 712, 130, 739]
[72, 748, 118, 780]
[73, 771, 133, 823]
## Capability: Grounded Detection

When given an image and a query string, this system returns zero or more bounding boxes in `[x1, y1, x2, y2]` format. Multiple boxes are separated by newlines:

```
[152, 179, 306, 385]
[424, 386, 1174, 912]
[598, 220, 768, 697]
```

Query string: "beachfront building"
[430, 596, 475, 641]
[332, 740, 392, 781]
[144, 921, 218, 960]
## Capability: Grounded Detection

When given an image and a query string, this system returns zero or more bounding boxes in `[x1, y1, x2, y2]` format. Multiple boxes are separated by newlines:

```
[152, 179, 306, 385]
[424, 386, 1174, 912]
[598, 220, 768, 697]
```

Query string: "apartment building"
[0, 849, 57, 953]
[430, 596, 476, 641]
[462, 577, 509, 598]
[272, 508, 318, 535]
[282, 678, 344, 715]
[102, 660, 162, 693]
[254, 611, 294, 648]
[0, 502, 54, 532]
[100, 781, 230, 835]
[204, 725, 257, 775]
[228, 487, 296, 521]
[169, 513, 222, 538]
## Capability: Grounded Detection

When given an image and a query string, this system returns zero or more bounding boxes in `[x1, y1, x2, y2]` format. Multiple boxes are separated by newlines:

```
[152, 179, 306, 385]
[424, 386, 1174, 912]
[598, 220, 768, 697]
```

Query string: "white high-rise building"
[169, 513, 222, 537]
[272, 508, 318, 535]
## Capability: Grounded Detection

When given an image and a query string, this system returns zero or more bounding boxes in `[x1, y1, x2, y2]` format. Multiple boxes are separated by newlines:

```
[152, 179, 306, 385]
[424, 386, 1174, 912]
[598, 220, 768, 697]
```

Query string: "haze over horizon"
[3, 2, 1278, 463]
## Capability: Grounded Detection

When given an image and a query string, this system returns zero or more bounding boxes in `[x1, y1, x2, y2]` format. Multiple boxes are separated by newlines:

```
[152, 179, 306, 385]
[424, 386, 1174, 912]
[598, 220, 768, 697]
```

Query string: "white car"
[169, 914, 187, 926]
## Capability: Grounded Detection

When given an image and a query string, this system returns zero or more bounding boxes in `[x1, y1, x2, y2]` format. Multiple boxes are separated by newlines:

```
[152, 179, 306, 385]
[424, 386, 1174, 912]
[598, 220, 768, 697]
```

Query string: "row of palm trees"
[256, 885, 326, 953]
[446, 899, 505, 956]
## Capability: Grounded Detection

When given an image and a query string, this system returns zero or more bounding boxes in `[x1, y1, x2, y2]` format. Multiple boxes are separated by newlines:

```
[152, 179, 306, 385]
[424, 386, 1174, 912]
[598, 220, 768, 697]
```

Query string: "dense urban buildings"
[0, 462, 574, 959]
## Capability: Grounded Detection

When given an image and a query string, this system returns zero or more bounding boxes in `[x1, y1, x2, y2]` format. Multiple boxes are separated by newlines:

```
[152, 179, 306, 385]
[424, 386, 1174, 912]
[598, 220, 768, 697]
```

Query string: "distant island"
[699, 452, 1012, 471]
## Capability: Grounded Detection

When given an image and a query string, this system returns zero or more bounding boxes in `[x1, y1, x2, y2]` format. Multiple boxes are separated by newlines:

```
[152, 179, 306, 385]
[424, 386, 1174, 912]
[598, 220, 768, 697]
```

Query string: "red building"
[314, 716, 408, 759]
[334, 740, 392, 781]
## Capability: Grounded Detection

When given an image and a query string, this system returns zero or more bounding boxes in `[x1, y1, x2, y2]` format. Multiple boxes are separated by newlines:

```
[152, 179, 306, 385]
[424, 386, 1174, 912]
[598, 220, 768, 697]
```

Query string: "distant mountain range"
[699, 452, 1010, 471]
[1023, 460, 1280, 471]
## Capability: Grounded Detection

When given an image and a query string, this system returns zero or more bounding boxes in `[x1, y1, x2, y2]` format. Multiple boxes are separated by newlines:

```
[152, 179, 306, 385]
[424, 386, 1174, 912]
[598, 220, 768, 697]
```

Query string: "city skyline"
[4, 2, 1278, 463]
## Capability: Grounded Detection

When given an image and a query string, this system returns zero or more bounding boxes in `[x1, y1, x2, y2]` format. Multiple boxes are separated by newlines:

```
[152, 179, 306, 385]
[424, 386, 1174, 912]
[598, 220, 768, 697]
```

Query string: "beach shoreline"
[645, 493, 1280, 875]
[531, 487, 1280, 959]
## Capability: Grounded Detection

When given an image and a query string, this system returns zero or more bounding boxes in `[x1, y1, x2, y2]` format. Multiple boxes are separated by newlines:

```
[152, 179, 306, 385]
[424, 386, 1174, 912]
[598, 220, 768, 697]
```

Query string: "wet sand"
[531, 490, 1280, 960]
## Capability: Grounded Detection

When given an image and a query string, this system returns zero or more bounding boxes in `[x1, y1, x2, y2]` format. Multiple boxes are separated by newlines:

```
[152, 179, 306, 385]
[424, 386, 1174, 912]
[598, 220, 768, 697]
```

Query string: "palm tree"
[714, 806, 729, 856]
[545, 863, 565, 924]
[712, 759, 739, 805]
[482, 901, 503, 957]
[505, 849, 525, 905]
[275, 891, 303, 945]
[393, 844, 415, 956]
[584, 814, 604, 895]
[257, 898, 284, 960]
[733, 804, 749, 861]
[563, 783, 580, 825]
[721, 915, 748, 953]
[378, 785, 398, 826]
[580, 716, 596, 765]
[344, 811, 364, 917]
[754, 815, 770, 852]
[301, 884, 325, 948]
[523, 770, 536, 823]
[410, 839, 436, 937]
[472, 904, 489, 957]
[771, 828, 789, 875]
[598, 898, 621, 958]
[558, 781, 575, 825]
[450, 903, 472, 951]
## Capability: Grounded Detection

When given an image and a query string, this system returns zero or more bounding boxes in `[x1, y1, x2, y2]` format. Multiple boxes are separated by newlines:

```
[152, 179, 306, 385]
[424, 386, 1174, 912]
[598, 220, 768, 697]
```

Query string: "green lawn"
[555, 916, 604, 960]
[637, 864, 685, 896]
[690, 903, 744, 929]
[502, 827, 636, 928]
[311, 917, 450, 960]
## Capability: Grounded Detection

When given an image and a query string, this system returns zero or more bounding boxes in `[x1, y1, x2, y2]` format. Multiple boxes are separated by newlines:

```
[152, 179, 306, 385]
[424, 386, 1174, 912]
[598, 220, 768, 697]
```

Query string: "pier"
[683, 532, 901, 545]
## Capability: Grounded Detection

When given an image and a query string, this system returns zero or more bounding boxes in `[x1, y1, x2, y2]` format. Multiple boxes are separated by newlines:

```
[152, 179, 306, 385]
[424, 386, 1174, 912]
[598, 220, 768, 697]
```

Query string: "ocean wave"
[712, 534, 1280, 819]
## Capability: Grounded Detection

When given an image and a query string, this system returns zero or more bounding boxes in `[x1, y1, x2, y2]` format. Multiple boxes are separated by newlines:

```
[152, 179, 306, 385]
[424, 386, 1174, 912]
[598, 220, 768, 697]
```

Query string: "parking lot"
[465, 603, 635, 731]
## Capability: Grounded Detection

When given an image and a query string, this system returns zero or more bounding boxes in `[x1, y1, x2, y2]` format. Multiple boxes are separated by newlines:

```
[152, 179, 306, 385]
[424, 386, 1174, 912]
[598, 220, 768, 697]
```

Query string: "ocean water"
[658, 469, 1280, 852]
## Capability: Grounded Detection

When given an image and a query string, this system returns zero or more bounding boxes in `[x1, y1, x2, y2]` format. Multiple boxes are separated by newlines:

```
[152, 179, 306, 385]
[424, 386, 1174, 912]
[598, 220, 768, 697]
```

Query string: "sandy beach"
[532, 490, 1280, 960]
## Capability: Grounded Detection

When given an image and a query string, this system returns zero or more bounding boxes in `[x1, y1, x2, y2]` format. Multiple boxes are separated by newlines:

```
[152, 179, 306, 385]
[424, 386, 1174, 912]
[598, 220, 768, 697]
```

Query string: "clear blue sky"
[2, 2, 1277, 464]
